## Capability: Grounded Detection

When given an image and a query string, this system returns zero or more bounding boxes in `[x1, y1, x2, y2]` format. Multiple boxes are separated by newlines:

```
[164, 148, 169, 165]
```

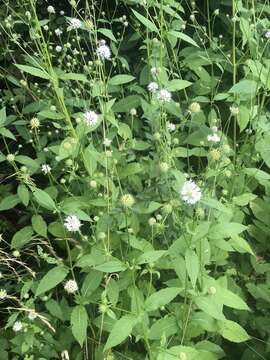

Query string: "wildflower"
[64, 215, 81, 232]
[209, 149, 221, 161]
[60, 10, 65, 16]
[85, 19, 94, 31]
[13, 321, 23, 332]
[96, 43, 111, 60]
[180, 352, 187, 360]
[28, 311, 37, 320]
[30, 117, 40, 129]
[55, 45, 62, 53]
[189, 102, 201, 113]
[208, 286, 217, 295]
[211, 126, 218, 132]
[159, 162, 170, 173]
[25, 11, 31, 20]
[207, 133, 220, 143]
[230, 105, 239, 116]
[47, 5, 55, 14]
[90, 180, 97, 188]
[0, 289, 7, 299]
[148, 82, 158, 93]
[83, 110, 98, 126]
[69, 18, 82, 30]
[214, 9, 220, 16]
[130, 108, 137, 116]
[150, 67, 157, 76]
[55, 28, 63, 36]
[121, 194, 135, 209]
[157, 89, 172, 103]
[41, 164, 51, 174]
[167, 122, 176, 132]
[181, 179, 202, 205]
[64, 279, 78, 294]
[103, 138, 112, 147]
[265, 31, 270, 39]
[148, 217, 156, 226]
[6, 154, 15, 162]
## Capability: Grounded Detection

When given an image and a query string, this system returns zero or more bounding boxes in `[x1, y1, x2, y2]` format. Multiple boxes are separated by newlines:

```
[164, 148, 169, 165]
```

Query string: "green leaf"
[59, 73, 88, 82]
[0, 195, 20, 211]
[38, 110, 65, 119]
[104, 315, 137, 351]
[0, 107, 7, 127]
[17, 184, 30, 206]
[132, 9, 159, 33]
[229, 236, 255, 255]
[113, 95, 141, 112]
[15, 64, 50, 80]
[33, 188, 57, 211]
[229, 79, 258, 96]
[11, 226, 33, 249]
[81, 270, 103, 298]
[32, 214, 47, 237]
[218, 320, 250, 343]
[185, 249, 199, 288]
[0, 127, 16, 140]
[94, 260, 127, 272]
[214, 287, 250, 311]
[232, 193, 257, 206]
[145, 287, 180, 312]
[168, 30, 199, 47]
[108, 75, 135, 86]
[36, 265, 68, 296]
[98, 28, 117, 42]
[133, 201, 162, 214]
[148, 316, 178, 340]
[137, 250, 166, 264]
[194, 296, 225, 320]
[71, 305, 88, 347]
[166, 79, 192, 91]
[209, 223, 247, 239]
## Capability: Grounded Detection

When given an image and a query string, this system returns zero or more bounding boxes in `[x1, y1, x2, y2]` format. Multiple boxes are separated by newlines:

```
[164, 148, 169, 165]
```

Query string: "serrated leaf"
[104, 315, 137, 351]
[33, 188, 57, 211]
[145, 287, 180, 312]
[15, 64, 50, 79]
[36, 266, 68, 296]
[71, 305, 88, 347]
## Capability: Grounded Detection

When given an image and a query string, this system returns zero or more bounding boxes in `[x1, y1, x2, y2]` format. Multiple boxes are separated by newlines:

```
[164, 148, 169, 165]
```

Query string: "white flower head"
[64, 215, 81, 232]
[47, 5, 55, 14]
[96, 44, 111, 60]
[157, 89, 172, 103]
[84, 110, 98, 127]
[64, 279, 78, 294]
[69, 18, 82, 30]
[150, 67, 157, 76]
[103, 138, 112, 147]
[230, 105, 239, 116]
[55, 45, 62, 53]
[148, 82, 158, 93]
[265, 30, 270, 39]
[167, 122, 176, 132]
[207, 133, 220, 143]
[181, 179, 202, 205]
[13, 321, 23, 332]
[28, 311, 37, 321]
[41, 164, 51, 174]
[55, 28, 63, 36]
[0, 289, 7, 299]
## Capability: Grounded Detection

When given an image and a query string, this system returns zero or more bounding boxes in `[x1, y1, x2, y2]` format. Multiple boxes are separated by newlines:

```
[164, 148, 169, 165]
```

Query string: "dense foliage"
[1, 0, 270, 359]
